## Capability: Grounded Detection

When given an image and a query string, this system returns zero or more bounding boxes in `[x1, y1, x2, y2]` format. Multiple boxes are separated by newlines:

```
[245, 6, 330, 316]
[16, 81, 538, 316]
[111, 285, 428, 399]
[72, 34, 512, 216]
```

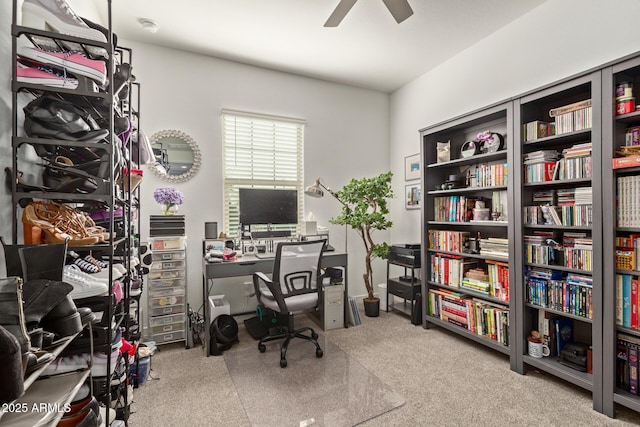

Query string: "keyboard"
[254, 252, 276, 259]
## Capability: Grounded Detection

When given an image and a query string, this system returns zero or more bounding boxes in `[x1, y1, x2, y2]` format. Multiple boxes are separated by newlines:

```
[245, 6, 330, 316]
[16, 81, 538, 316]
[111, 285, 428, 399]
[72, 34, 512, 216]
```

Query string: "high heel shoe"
[22, 202, 99, 246]
[31, 201, 108, 244]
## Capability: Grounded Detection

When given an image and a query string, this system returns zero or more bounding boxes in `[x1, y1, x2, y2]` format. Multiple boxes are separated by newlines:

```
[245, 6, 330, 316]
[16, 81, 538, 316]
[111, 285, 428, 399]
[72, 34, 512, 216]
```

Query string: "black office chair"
[252, 239, 326, 368]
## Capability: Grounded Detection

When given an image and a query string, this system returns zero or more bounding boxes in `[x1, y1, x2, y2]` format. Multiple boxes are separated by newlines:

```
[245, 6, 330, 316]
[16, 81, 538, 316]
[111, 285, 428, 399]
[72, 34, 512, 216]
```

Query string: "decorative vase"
[162, 203, 179, 215]
[363, 297, 380, 317]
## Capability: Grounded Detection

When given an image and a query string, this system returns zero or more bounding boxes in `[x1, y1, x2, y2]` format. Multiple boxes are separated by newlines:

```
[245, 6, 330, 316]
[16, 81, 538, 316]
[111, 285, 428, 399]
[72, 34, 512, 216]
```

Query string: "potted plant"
[153, 186, 185, 215]
[331, 172, 393, 317]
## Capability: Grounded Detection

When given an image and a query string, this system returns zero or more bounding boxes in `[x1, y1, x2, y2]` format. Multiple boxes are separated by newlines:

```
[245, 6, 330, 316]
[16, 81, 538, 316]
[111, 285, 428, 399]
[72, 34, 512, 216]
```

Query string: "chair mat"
[243, 316, 268, 340]
[224, 335, 405, 426]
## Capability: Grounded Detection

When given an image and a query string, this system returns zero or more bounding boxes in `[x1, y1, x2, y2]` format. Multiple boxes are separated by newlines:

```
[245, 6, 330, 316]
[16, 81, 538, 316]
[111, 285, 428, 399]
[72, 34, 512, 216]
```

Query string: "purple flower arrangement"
[153, 187, 185, 206]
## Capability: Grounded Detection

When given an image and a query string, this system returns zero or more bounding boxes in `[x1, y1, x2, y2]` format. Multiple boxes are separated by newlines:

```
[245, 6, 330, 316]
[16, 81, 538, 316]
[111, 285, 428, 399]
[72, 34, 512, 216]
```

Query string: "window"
[221, 110, 305, 239]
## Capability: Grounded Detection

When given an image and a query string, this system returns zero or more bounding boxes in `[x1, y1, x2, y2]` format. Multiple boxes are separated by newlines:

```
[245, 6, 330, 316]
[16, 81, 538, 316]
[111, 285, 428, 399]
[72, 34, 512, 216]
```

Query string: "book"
[549, 99, 592, 117]
[554, 317, 573, 355]
[613, 154, 640, 169]
[630, 343, 639, 395]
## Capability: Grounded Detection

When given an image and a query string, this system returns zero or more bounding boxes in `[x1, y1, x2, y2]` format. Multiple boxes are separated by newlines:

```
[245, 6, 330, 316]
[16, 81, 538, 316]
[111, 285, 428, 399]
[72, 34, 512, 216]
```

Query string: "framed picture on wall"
[405, 183, 421, 210]
[404, 153, 421, 181]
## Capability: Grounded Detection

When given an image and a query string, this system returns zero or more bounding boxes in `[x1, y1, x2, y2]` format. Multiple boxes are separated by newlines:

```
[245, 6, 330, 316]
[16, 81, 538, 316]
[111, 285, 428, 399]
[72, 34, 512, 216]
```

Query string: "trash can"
[377, 283, 387, 311]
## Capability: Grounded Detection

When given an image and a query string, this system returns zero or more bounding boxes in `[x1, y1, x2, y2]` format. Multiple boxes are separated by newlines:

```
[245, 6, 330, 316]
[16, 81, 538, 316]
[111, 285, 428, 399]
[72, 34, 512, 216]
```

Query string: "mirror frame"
[149, 129, 202, 183]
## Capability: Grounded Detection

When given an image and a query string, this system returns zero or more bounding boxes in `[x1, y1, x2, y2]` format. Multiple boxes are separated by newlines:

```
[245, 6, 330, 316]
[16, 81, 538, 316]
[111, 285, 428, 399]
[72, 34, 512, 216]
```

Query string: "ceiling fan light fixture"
[139, 18, 159, 34]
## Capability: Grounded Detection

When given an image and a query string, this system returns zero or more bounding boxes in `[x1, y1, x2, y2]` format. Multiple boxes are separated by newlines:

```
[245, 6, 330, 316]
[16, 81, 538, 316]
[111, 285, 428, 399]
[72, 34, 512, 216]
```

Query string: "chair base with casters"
[257, 314, 323, 368]
[252, 239, 328, 368]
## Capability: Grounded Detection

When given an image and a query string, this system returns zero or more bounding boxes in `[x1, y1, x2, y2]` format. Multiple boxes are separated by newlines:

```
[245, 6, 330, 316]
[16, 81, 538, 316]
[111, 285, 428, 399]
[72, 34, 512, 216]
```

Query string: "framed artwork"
[405, 183, 421, 210]
[404, 153, 421, 181]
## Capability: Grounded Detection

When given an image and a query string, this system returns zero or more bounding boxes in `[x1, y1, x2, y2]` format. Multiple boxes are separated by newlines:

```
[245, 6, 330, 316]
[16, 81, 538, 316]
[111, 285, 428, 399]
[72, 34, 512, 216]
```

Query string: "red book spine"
[632, 279, 639, 330]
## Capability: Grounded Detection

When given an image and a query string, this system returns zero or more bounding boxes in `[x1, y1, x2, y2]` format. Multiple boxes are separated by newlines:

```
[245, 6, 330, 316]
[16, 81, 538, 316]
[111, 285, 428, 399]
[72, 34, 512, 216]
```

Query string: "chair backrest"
[273, 240, 326, 298]
[0, 237, 68, 281]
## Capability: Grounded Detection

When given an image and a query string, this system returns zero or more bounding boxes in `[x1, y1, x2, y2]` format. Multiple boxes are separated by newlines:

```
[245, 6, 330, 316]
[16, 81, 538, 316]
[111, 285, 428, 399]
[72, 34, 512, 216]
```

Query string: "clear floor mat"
[224, 335, 405, 427]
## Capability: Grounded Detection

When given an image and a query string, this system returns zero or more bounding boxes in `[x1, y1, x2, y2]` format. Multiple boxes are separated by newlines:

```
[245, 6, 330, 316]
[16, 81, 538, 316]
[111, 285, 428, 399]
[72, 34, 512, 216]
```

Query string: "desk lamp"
[304, 178, 348, 252]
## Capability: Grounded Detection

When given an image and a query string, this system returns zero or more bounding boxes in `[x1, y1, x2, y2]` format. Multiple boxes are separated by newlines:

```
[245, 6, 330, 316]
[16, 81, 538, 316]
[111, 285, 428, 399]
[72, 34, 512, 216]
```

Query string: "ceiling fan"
[324, 0, 414, 27]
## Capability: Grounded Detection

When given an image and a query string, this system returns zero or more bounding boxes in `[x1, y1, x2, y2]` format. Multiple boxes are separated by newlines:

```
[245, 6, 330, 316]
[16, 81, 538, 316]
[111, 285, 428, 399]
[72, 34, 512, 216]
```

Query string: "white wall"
[388, 0, 640, 245]
[123, 40, 390, 312]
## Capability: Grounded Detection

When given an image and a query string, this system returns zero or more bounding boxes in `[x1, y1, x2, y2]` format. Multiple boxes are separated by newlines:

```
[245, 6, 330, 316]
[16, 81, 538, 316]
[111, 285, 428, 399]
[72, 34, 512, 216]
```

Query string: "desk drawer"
[150, 260, 185, 272]
[152, 251, 185, 262]
[387, 278, 420, 300]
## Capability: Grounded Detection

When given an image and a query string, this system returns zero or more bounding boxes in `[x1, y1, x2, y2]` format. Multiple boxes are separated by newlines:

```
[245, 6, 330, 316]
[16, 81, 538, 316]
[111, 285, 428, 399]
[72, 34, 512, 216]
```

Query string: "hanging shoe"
[21, 0, 108, 59]
[16, 60, 78, 89]
[17, 45, 107, 86]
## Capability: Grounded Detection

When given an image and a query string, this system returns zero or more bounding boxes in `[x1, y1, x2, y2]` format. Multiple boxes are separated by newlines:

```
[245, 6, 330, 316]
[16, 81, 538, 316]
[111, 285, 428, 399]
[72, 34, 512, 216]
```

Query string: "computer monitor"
[239, 188, 298, 227]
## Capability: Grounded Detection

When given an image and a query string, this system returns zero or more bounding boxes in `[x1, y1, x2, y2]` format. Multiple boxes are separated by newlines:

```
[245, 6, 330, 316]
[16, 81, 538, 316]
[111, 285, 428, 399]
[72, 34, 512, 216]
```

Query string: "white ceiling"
[101, 0, 546, 93]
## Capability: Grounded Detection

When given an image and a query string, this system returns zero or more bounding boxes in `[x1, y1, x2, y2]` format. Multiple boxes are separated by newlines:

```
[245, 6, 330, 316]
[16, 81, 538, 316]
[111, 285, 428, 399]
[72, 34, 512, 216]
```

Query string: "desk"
[202, 252, 348, 356]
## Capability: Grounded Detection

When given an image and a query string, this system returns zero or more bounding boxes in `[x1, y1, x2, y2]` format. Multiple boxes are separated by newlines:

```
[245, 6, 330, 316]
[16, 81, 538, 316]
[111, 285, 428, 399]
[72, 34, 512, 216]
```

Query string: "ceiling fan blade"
[324, 0, 358, 27]
[381, 0, 414, 24]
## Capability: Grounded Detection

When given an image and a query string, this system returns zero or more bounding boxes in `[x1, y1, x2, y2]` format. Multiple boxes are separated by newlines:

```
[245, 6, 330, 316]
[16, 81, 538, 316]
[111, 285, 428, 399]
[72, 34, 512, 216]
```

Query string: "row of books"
[433, 192, 508, 223]
[524, 142, 593, 183]
[537, 311, 576, 358]
[466, 162, 508, 188]
[616, 274, 640, 331]
[617, 175, 640, 228]
[522, 99, 592, 142]
[525, 271, 593, 319]
[429, 253, 477, 288]
[616, 235, 640, 271]
[427, 288, 510, 346]
[617, 334, 640, 396]
[523, 204, 594, 227]
[427, 230, 470, 253]
[523, 233, 593, 271]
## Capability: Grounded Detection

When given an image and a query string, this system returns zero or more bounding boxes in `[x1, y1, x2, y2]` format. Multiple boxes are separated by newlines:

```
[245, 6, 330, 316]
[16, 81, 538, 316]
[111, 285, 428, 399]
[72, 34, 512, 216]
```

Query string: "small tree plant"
[331, 172, 393, 301]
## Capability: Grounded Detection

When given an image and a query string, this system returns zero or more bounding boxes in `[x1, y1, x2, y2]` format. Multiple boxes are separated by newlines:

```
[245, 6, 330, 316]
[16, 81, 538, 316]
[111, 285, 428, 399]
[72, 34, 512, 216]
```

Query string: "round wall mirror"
[149, 129, 201, 183]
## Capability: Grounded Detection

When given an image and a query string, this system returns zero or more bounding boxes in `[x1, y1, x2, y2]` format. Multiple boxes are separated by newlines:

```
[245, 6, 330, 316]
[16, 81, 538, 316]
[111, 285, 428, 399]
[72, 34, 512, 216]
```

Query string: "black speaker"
[412, 293, 423, 326]
[204, 222, 218, 239]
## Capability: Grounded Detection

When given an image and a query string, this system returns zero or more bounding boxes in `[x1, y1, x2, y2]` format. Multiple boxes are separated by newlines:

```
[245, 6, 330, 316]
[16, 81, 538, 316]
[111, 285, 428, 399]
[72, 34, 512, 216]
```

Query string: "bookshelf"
[513, 72, 604, 412]
[419, 102, 517, 371]
[603, 55, 640, 417]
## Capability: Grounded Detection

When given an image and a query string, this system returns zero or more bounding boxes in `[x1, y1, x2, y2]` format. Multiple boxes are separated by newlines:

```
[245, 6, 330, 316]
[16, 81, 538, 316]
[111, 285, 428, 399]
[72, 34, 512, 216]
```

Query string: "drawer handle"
[162, 254, 172, 260]
[163, 334, 174, 340]
[163, 325, 173, 332]
[162, 308, 173, 314]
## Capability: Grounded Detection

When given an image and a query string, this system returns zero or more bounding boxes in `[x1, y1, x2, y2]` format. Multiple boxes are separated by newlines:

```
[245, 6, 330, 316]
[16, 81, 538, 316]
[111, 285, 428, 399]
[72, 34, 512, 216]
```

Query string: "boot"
[0, 277, 31, 354]
[0, 325, 24, 403]
[22, 279, 82, 338]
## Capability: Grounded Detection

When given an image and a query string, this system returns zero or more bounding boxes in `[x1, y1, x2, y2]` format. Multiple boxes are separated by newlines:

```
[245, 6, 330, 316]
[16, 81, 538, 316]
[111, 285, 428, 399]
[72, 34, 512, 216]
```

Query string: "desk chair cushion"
[258, 289, 317, 313]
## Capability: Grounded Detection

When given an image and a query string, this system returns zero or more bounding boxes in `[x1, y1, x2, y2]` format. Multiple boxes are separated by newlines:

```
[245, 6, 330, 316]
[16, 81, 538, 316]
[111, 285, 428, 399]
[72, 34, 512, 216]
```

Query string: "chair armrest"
[252, 272, 288, 313]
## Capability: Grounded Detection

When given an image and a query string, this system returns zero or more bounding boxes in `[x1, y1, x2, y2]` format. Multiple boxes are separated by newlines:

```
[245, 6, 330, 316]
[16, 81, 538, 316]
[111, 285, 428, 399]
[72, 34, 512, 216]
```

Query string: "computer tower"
[320, 284, 344, 330]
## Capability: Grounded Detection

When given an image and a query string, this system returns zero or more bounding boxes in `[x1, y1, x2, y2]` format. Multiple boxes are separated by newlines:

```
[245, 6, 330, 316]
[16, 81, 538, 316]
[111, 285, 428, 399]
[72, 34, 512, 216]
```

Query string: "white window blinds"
[221, 110, 305, 238]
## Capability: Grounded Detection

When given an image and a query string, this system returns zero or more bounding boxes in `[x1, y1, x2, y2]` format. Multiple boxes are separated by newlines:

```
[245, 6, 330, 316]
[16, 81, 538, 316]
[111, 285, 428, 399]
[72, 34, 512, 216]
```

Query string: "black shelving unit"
[5, 1, 141, 425]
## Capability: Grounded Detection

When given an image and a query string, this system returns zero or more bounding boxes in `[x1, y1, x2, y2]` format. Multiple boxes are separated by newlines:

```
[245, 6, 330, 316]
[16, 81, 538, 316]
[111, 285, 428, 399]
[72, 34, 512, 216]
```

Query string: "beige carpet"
[130, 308, 640, 426]
[224, 335, 404, 426]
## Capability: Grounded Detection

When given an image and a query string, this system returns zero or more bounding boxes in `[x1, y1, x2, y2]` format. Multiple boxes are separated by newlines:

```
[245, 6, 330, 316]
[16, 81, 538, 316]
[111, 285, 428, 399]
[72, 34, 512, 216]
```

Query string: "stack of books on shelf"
[524, 190, 557, 225]
[427, 288, 509, 345]
[549, 99, 593, 135]
[554, 187, 593, 227]
[617, 175, 640, 227]
[427, 230, 470, 252]
[616, 333, 639, 396]
[433, 196, 476, 222]
[460, 263, 509, 302]
[615, 235, 640, 271]
[478, 237, 509, 259]
[429, 253, 477, 288]
[524, 150, 560, 183]
[616, 274, 640, 330]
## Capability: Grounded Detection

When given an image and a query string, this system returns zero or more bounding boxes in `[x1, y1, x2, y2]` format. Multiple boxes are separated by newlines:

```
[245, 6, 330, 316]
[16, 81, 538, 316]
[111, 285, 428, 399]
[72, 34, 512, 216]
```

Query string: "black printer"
[388, 244, 421, 267]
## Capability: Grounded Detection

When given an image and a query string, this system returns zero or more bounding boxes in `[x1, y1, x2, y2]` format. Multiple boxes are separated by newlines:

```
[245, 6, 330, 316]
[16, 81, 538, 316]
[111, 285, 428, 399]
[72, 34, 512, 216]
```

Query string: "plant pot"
[363, 297, 380, 317]
[161, 203, 179, 215]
